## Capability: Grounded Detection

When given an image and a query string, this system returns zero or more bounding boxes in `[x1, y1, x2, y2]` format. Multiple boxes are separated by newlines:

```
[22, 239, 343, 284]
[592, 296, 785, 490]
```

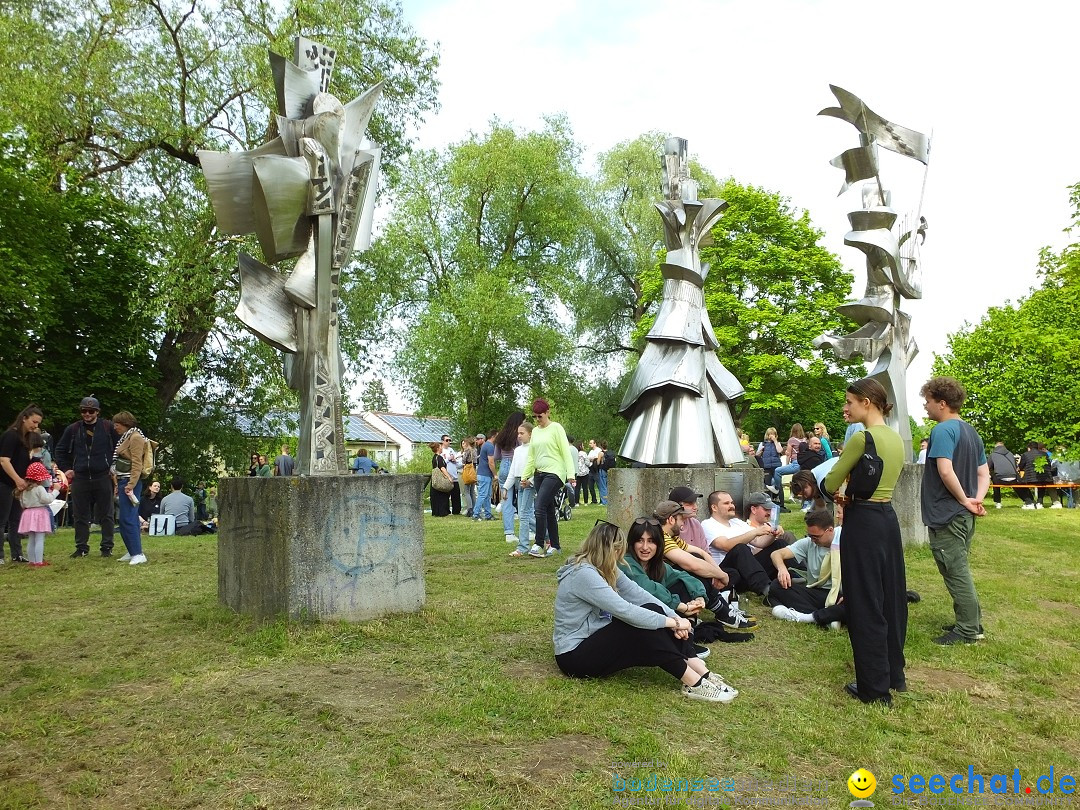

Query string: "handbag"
[461, 462, 477, 485]
[431, 468, 453, 492]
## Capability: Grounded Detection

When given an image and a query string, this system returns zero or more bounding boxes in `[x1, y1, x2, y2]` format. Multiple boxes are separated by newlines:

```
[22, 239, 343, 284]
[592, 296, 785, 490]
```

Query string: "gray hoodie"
[553, 560, 676, 655]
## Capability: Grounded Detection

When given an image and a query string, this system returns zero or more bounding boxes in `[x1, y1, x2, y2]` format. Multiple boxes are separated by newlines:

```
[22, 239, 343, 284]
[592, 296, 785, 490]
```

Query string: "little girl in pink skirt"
[19, 434, 62, 566]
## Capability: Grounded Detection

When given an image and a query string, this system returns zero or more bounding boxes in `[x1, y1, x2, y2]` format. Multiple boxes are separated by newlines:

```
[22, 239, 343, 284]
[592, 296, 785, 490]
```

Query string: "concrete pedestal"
[218, 474, 426, 621]
[893, 462, 928, 547]
[606, 466, 766, 527]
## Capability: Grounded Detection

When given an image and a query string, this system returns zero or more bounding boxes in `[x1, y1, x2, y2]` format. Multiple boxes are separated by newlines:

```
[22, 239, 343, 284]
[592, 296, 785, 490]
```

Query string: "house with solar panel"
[360, 412, 454, 465]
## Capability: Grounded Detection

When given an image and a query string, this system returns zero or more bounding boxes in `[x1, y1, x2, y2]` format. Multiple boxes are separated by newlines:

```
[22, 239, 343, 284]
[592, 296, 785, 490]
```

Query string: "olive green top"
[823, 424, 905, 501]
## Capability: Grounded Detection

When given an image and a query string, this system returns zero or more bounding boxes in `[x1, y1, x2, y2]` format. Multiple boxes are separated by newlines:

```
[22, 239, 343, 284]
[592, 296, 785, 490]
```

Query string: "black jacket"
[989, 446, 1017, 482]
[54, 418, 117, 478]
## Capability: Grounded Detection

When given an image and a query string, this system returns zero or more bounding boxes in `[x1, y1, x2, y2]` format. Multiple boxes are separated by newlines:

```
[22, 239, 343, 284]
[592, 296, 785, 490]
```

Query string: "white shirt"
[441, 447, 459, 480]
[700, 516, 753, 564]
[508, 443, 530, 480]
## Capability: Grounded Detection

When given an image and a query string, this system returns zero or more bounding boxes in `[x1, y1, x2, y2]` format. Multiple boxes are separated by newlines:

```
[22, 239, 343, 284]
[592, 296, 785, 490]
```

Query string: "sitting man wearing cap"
[769, 508, 847, 628]
[654, 500, 756, 630]
[667, 486, 712, 554]
[700, 490, 779, 601]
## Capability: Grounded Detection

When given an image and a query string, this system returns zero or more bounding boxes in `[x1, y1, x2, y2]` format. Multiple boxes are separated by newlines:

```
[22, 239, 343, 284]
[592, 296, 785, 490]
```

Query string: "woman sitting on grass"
[619, 517, 707, 619]
[552, 520, 737, 703]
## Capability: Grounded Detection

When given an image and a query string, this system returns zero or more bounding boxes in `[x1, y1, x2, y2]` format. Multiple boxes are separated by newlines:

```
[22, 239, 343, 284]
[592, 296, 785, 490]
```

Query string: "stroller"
[555, 483, 573, 521]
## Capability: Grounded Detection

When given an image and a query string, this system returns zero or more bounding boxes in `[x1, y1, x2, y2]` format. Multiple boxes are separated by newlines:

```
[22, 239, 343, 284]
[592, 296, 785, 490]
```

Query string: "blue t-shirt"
[353, 456, 378, 474]
[922, 418, 987, 528]
[477, 441, 495, 478]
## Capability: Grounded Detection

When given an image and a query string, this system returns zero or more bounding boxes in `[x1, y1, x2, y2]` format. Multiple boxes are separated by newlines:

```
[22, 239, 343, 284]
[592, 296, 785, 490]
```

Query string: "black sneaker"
[933, 630, 977, 646]
[70, 550, 89, 558]
[12, 555, 29, 563]
[941, 623, 985, 640]
[720, 605, 758, 630]
[693, 644, 710, 659]
[101, 551, 112, 558]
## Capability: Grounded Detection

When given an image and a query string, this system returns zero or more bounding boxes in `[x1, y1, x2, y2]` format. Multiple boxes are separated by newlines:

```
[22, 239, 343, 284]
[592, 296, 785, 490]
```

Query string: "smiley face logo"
[847, 768, 877, 799]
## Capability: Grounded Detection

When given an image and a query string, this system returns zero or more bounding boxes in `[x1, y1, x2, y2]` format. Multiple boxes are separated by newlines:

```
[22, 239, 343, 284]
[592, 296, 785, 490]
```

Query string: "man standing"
[472, 431, 496, 520]
[54, 397, 117, 557]
[160, 477, 199, 536]
[273, 444, 295, 476]
[586, 439, 602, 504]
[920, 376, 989, 645]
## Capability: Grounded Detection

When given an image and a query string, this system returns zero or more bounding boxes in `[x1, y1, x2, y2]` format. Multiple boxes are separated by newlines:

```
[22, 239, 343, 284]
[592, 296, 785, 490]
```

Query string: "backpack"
[142, 436, 159, 477]
[602, 450, 616, 470]
[845, 430, 883, 500]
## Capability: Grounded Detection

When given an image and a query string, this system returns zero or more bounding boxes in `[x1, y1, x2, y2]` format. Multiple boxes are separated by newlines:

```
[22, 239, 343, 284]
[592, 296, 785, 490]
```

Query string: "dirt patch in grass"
[1037, 599, 1080, 619]
[906, 665, 1005, 701]
[502, 658, 562, 680]
[232, 662, 416, 714]
[521, 733, 609, 779]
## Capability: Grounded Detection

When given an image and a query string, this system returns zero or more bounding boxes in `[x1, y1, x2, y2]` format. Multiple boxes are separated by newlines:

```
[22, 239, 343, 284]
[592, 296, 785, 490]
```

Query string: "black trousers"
[769, 582, 848, 625]
[585, 471, 598, 504]
[556, 604, 690, 681]
[449, 481, 461, 515]
[719, 543, 773, 595]
[70, 475, 116, 554]
[840, 501, 907, 702]
[0, 484, 23, 559]
[533, 472, 564, 549]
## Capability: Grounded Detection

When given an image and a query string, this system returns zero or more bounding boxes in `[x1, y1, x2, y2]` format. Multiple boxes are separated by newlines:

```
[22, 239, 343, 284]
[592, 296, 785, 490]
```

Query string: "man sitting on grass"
[769, 509, 846, 629]
[699, 491, 776, 602]
[160, 477, 199, 536]
[653, 500, 756, 630]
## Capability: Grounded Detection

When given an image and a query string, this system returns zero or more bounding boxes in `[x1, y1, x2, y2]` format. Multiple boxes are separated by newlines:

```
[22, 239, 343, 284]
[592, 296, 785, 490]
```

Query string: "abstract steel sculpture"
[199, 37, 382, 475]
[618, 138, 745, 467]
[813, 86, 930, 460]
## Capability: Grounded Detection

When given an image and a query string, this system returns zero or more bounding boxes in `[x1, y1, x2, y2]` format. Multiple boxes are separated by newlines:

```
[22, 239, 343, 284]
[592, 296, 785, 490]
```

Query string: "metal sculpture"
[813, 85, 930, 460]
[618, 137, 745, 467]
[199, 37, 383, 475]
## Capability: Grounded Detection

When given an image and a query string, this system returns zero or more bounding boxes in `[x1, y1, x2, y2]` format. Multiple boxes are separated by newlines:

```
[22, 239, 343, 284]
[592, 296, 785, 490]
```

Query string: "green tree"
[636, 179, 863, 439]
[0, 0, 440, 414]
[366, 119, 588, 431]
[933, 182, 1080, 451]
[361, 379, 390, 413]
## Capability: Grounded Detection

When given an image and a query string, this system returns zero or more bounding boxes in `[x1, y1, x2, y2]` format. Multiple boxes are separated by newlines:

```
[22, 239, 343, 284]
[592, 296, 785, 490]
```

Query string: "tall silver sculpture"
[198, 38, 383, 475]
[813, 86, 930, 460]
[618, 138, 745, 467]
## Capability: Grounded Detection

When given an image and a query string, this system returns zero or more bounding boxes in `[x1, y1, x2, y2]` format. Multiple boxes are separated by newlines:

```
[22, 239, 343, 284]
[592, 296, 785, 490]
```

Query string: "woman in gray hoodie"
[552, 521, 737, 703]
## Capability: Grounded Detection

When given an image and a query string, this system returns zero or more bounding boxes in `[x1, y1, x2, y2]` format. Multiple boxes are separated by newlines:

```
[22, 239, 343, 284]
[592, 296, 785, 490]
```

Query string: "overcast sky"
[373, 0, 1080, 419]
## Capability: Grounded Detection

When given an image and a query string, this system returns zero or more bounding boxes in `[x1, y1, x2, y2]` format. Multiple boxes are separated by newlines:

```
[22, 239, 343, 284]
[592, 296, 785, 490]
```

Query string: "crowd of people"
[427, 399, 617, 559]
[551, 375, 1064, 707]
[0, 397, 214, 568]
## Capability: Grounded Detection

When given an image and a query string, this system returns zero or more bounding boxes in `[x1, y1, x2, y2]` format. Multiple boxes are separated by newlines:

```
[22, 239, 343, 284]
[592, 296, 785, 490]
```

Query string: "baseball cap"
[652, 500, 688, 521]
[80, 396, 100, 411]
[668, 486, 702, 504]
[476, 433, 485, 440]
[747, 492, 774, 508]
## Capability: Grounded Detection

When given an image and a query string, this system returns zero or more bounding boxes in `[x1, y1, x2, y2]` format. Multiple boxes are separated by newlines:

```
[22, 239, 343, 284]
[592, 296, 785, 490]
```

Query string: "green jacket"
[619, 553, 705, 610]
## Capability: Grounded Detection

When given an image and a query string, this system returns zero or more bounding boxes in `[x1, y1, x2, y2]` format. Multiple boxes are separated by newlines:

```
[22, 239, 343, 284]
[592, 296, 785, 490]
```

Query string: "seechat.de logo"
[848, 768, 877, 807]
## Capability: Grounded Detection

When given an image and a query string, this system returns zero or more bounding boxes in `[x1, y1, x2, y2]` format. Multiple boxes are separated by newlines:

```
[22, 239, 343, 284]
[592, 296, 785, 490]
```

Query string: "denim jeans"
[117, 478, 143, 556]
[472, 475, 493, 519]
[597, 468, 608, 504]
[772, 462, 800, 491]
[499, 457, 516, 534]
[515, 482, 536, 554]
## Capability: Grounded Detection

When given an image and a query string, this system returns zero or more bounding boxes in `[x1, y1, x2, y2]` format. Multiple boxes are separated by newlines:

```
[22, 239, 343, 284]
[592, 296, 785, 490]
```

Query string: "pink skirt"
[18, 506, 52, 534]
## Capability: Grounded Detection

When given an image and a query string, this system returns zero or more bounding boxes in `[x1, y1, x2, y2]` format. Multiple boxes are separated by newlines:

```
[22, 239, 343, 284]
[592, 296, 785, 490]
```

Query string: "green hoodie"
[619, 553, 705, 610]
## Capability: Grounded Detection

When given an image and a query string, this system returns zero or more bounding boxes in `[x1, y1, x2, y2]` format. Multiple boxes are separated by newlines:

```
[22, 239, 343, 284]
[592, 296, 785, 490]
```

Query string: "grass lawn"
[1, 500, 1078, 809]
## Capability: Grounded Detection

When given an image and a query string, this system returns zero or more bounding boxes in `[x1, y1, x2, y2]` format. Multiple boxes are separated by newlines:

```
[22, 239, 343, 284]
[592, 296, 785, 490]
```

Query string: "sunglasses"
[81, 409, 98, 414]
[594, 518, 620, 529]
[632, 517, 661, 526]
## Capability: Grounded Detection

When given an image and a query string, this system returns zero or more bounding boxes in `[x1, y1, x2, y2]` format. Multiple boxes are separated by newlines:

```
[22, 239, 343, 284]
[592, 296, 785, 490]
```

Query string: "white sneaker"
[118, 553, 132, 562]
[505, 533, 517, 543]
[129, 554, 148, 566]
[772, 605, 801, 622]
[545, 546, 561, 557]
[1021, 504, 1036, 510]
[1051, 502, 1063, 509]
[995, 503, 1002, 509]
[829, 621, 843, 631]
[528, 544, 545, 558]
[705, 672, 739, 697]
[683, 678, 735, 703]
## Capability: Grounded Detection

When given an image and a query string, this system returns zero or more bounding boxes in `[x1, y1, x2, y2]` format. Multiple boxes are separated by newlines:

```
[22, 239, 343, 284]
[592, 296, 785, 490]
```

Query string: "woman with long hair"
[553, 521, 736, 702]
[756, 427, 784, 487]
[521, 399, 577, 557]
[493, 411, 525, 541]
[0, 404, 44, 563]
[813, 423, 834, 458]
[428, 441, 452, 518]
[459, 437, 477, 515]
[769, 423, 807, 494]
[620, 518, 709, 620]
[823, 378, 907, 705]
